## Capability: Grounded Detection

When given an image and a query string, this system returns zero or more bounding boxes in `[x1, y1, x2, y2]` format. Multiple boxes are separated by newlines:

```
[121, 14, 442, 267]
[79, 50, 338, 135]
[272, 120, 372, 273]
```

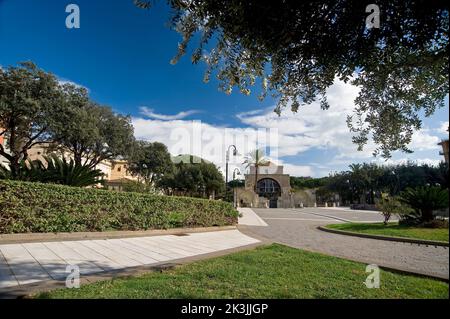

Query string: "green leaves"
[0, 155, 105, 187]
[400, 186, 449, 212]
[128, 141, 174, 185]
[0, 179, 238, 234]
[243, 148, 269, 169]
[52, 100, 136, 169]
[376, 196, 414, 224]
[163, 0, 448, 158]
[157, 156, 225, 198]
[0, 62, 65, 175]
[1, 62, 136, 177]
[397, 185, 449, 223]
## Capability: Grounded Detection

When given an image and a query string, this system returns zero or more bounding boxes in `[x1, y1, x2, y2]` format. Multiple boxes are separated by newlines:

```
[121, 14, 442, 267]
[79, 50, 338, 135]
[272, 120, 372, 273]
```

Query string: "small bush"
[420, 219, 449, 229]
[121, 180, 156, 194]
[0, 155, 104, 187]
[399, 186, 449, 222]
[398, 213, 422, 227]
[376, 196, 414, 225]
[0, 180, 238, 234]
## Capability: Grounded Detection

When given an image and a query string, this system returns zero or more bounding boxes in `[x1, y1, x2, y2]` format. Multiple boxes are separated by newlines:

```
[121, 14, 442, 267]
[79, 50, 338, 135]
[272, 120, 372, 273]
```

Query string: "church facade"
[235, 162, 315, 208]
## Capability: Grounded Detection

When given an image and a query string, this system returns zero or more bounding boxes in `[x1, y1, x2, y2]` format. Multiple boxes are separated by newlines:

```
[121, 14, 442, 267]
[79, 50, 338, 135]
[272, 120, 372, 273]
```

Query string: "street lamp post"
[232, 168, 241, 208]
[346, 179, 352, 205]
[225, 145, 238, 189]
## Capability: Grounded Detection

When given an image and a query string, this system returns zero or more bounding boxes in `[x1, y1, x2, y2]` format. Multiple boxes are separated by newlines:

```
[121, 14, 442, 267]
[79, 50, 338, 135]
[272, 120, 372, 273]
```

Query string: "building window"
[256, 178, 281, 196]
[117, 166, 122, 172]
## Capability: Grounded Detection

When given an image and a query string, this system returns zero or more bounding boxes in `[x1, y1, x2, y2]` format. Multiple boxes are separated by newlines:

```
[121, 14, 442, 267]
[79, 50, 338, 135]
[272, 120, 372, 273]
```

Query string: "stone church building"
[235, 162, 315, 208]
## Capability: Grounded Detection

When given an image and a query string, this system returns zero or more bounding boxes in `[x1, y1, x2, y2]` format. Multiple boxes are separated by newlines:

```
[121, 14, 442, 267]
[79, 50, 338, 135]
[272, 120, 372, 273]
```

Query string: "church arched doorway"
[256, 178, 281, 208]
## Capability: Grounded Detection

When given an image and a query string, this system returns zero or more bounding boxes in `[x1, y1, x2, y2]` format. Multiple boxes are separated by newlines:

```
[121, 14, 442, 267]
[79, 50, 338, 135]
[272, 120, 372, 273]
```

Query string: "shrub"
[420, 219, 449, 229]
[0, 180, 238, 234]
[399, 186, 449, 222]
[0, 155, 104, 187]
[121, 180, 155, 194]
[398, 211, 422, 227]
[376, 196, 414, 225]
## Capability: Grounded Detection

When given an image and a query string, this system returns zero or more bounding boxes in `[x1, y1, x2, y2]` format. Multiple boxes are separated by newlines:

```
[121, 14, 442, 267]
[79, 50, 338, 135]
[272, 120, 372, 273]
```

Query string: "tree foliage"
[294, 161, 449, 205]
[158, 156, 225, 198]
[0, 154, 104, 187]
[0, 62, 136, 175]
[399, 186, 449, 223]
[128, 141, 174, 184]
[243, 148, 269, 192]
[290, 176, 328, 190]
[50, 94, 136, 169]
[142, 0, 449, 158]
[376, 196, 414, 225]
[0, 62, 66, 177]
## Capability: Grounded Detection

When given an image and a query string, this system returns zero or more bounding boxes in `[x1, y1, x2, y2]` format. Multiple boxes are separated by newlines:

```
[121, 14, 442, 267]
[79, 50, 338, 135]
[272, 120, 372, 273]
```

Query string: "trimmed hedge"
[0, 180, 238, 234]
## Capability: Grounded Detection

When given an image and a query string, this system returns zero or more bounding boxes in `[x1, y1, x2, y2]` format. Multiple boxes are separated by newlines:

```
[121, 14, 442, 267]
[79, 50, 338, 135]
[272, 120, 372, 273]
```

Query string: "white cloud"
[140, 107, 200, 120]
[374, 157, 442, 167]
[281, 163, 314, 177]
[437, 121, 449, 135]
[132, 79, 445, 177]
[58, 78, 89, 92]
[132, 117, 271, 168]
[237, 79, 375, 159]
[408, 129, 440, 151]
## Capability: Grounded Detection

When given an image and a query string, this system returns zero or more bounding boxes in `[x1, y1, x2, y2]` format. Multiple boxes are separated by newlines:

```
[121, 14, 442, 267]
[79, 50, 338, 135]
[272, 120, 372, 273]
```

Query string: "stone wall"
[291, 189, 316, 207]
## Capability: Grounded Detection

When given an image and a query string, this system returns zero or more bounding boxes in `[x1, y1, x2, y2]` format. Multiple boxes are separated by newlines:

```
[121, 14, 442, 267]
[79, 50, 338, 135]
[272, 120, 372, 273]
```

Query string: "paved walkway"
[240, 208, 449, 279]
[238, 208, 268, 226]
[0, 230, 259, 289]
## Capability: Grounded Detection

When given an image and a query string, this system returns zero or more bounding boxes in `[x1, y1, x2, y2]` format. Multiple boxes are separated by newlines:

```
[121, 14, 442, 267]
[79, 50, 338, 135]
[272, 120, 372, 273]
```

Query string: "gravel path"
[239, 208, 449, 280]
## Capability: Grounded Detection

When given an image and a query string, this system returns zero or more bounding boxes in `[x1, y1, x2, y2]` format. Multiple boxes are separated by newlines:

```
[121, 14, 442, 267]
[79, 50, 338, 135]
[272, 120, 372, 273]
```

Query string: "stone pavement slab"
[0, 229, 260, 290]
[238, 207, 268, 226]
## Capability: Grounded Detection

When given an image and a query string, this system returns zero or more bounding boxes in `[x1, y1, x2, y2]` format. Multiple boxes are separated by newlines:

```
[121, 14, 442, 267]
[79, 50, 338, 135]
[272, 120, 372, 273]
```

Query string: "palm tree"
[349, 163, 367, 204]
[400, 186, 449, 222]
[243, 148, 269, 193]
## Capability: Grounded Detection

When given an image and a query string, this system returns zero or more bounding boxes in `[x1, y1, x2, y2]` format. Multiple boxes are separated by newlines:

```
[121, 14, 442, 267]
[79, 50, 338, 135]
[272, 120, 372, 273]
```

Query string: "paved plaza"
[239, 208, 448, 279]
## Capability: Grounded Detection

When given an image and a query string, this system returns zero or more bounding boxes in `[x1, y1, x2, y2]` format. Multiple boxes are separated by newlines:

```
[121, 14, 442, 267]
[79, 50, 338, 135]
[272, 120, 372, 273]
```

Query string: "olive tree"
[137, 0, 448, 158]
[0, 62, 67, 177]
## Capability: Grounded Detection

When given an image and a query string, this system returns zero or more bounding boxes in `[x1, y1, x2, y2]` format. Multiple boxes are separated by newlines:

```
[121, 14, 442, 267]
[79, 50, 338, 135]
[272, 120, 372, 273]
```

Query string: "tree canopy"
[299, 161, 449, 205]
[158, 156, 225, 198]
[140, 0, 449, 158]
[0, 62, 136, 176]
[0, 62, 66, 176]
[51, 98, 136, 169]
[128, 141, 174, 184]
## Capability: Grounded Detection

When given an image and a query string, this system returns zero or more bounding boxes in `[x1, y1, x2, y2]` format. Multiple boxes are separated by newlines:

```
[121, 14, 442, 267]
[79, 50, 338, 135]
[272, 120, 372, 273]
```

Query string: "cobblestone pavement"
[239, 208, 449, 279]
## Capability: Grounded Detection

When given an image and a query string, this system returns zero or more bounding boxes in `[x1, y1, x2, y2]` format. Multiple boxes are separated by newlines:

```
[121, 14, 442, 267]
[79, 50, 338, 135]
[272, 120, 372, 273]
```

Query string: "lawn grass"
[37, 244, 448, 299]
[326, 223, 449, 242]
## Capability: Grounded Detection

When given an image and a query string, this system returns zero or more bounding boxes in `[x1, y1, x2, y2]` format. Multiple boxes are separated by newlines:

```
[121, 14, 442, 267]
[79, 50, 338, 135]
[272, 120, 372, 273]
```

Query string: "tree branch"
[0, 144, 14, 162]
[22, 126, 48, 151]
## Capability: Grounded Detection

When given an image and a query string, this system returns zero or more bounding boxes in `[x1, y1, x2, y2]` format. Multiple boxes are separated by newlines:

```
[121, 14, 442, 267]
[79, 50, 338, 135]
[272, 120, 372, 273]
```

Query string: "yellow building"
[103, 159, 138, 191]
[1, 136, 137, 189]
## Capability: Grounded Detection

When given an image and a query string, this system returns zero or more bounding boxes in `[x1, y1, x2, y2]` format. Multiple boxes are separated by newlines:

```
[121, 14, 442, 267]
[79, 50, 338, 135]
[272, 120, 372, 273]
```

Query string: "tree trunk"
[9, 158, 20, 179]
[421, 209, 434, 223]
[254, 164, 258, 193]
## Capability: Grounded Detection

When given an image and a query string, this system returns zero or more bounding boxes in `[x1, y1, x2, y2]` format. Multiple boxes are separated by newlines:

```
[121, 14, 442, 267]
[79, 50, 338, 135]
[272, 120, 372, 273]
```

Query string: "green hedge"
[0, 180, 238, 233]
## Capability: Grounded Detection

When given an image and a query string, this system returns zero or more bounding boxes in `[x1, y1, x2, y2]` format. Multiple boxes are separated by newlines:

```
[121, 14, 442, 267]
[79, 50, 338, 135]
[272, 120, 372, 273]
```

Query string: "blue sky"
[1, 0, 448, 177]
